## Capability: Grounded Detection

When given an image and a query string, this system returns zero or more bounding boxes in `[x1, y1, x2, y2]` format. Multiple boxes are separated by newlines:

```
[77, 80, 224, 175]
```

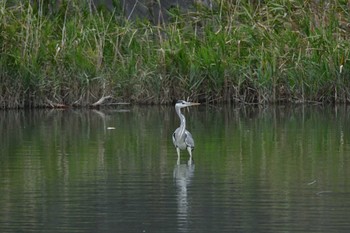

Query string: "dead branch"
[46, 98, 67, 108]
[91, 95, 113, 107]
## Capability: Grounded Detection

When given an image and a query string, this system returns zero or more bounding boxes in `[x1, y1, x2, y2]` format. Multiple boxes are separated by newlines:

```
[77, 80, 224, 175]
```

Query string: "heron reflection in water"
[172, 100, 200, 164]
[173, 159, 195, 232]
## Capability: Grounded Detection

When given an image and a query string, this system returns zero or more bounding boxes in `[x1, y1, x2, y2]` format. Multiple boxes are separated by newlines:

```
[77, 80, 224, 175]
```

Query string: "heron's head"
[175, 100, 200, 109]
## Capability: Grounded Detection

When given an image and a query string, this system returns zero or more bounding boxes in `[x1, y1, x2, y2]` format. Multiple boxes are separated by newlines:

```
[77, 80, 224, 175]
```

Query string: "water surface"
[1, 105, 350, 232]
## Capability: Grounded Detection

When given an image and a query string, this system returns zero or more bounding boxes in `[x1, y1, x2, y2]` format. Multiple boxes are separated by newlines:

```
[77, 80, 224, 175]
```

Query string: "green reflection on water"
[194, 105, 350, 179]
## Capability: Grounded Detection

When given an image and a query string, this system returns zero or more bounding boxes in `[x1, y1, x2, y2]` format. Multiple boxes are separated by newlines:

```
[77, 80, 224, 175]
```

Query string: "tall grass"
[0, 0, 349, 108]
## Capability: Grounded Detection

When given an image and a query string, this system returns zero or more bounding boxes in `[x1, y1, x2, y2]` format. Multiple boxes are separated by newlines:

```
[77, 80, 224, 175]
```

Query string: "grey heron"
[172, 100, 200, 163]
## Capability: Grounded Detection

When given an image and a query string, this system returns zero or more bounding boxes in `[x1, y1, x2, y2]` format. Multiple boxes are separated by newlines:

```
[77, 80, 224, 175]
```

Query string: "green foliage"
[0, 0, 350, 108]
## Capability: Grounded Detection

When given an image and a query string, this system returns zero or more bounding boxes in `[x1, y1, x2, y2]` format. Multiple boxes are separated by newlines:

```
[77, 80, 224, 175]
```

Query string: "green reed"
[0, 0, 349, 108]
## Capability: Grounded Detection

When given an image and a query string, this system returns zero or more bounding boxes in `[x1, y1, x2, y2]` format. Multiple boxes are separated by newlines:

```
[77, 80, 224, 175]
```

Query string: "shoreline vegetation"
[1, 1, 350, 109]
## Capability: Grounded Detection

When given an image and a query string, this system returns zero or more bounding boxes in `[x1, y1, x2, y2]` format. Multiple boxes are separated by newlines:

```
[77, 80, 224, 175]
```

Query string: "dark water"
[1, 105, 350, 233]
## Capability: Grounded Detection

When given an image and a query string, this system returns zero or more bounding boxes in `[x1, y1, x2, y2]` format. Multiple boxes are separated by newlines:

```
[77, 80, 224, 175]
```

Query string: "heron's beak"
[189, 102, 200, 106]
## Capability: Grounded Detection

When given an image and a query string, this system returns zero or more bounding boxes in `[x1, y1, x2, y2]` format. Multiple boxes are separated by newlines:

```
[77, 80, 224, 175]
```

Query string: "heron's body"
[172, 100, 200, 163]
[173, 129, 194, 150]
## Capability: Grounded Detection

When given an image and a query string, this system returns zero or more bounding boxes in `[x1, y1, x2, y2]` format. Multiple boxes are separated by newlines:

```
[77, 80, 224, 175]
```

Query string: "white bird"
[172, 100, 200, 163]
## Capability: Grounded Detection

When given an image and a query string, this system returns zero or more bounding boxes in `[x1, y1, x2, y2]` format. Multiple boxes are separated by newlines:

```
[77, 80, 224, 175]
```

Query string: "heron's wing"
[172, 128, 180, 147]
[184, 130, 195, 149]
[172, 131, 176, 146]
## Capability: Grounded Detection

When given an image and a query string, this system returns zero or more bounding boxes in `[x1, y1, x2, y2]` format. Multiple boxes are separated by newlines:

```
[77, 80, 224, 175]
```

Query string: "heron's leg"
[176, 147, 181, 165]
[187, 147, 194, 164]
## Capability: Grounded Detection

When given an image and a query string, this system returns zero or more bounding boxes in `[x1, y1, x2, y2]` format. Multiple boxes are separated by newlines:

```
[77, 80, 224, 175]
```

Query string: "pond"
[1, 105, 350, 232]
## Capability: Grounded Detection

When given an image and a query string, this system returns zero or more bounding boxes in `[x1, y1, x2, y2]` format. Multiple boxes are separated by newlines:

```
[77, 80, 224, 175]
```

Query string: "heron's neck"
[176, 107, 186, 136]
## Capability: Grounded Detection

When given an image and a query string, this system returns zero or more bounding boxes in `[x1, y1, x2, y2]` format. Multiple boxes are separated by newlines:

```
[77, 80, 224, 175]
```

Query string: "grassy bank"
[1, 0, 350, 108]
